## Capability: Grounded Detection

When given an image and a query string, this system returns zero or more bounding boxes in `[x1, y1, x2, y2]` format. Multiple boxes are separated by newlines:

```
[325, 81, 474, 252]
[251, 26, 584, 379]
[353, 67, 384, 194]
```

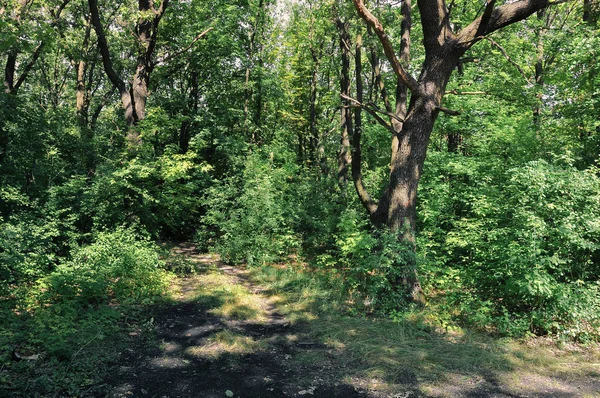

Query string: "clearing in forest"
[107, 244, 600, 398]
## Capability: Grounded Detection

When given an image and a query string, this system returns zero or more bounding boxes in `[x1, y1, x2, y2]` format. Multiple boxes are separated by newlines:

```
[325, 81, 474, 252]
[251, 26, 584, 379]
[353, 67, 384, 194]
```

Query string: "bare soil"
[107, 247, 368, 398]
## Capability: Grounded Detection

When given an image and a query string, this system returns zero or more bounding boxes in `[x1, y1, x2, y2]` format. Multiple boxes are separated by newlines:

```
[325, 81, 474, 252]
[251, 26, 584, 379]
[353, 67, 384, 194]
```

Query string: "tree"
[349, 0, 557, 301]
[87, 0, 169, 125]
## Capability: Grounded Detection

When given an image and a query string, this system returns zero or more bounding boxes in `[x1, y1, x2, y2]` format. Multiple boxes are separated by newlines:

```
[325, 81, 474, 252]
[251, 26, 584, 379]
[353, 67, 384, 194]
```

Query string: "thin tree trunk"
[533, 10, 546, 132]
[76, 19, 96, 173]
[337, 19, 352, 184]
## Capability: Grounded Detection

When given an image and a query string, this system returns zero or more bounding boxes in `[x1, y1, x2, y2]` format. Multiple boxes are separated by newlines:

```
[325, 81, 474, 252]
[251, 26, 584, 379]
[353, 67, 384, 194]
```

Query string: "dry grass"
[185, 330, 266, 359]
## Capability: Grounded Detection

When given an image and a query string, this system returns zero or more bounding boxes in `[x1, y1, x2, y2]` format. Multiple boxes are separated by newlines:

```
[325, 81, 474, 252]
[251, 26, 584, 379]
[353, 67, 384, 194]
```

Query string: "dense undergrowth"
[0, 227, 172, 396]
[197, 146, 600, 342]
[1, 146, 599, 395]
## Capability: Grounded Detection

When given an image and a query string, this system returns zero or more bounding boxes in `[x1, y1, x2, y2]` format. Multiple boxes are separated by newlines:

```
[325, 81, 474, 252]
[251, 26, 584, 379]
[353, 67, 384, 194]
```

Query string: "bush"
[41, 227, 170, 305]
[316, 205, 418, 313]
[199, 147, 301, 265]
[0, 212, 61, 295]
[44, 150, 211, 240]
[419, 153, 600, 339]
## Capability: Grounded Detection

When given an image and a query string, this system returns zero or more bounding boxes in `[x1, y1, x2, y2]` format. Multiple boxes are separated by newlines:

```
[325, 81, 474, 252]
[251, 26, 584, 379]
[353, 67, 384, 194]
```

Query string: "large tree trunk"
[351, 0, 551, 303]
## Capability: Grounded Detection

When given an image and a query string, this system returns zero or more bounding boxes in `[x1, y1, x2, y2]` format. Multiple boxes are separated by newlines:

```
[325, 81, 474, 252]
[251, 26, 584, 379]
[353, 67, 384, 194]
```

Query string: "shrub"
[200, 147, 301, 265]
[42, 227, 170, 305]
[316, 205, 418, 312]
[419, 153, 600, 339]
[0, 212, 61, 295]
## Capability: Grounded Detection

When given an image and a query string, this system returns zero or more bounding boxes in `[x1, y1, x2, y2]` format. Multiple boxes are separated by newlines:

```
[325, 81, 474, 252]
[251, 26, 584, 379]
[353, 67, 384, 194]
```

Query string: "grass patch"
[0, 297, 157, 397]
[186, 330, 267, 359]
[170, 271, 269, 322]
[249, 262, 600, 397]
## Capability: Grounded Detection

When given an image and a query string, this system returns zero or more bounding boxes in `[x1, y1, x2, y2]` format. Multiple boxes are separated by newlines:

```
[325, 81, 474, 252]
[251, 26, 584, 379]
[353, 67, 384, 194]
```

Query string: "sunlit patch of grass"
[168, 270, 269, 321]
[185, 330, 266, 359]
[198, 273, 268, 321]
[248, 265, 344, 324]
[494, 340, 600, 396]
[248, 262, 600, 396]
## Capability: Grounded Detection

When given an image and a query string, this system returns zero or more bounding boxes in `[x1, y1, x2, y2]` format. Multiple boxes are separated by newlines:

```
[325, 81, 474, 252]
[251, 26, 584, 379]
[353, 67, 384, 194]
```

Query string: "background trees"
[1, 0, 599, 357]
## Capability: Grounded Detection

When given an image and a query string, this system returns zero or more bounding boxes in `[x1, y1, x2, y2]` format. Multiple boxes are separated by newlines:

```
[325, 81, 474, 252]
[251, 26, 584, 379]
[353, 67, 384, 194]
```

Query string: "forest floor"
[106, 244, 600, 398]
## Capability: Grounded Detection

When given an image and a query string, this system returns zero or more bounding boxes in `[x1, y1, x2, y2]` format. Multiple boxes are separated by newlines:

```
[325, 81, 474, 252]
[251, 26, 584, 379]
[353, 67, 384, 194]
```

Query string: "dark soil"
[104, 246, 600, 398]
[106, 249, 368, 398]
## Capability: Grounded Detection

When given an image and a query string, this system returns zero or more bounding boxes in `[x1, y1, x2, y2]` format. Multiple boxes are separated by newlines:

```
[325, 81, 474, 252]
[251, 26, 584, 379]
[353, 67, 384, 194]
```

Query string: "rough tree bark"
[88, 0, 169, 125]
[351, 0, 555, 302]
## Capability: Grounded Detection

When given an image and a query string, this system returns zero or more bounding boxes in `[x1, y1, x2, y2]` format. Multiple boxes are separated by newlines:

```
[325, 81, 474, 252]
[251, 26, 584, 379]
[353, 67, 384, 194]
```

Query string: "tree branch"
[475, 0, 497, 38]
[436, 106, 461, 115]
[13, 42, 44, 93]
[367, 28, 392, 113]
[458, 0, 552, 48]
[341, 94, 404, 132]
[393, 0, 411, 131]
[417, 0, 455, 50]
[484, 37, 531, 84]
[154, 27, 213, 67]
[352, 0, 419, 93]
[51, 0, 71, 21]
[351, 32, 377, 213]
[147, 0, 169, 61]
[87, 0, 126, 93]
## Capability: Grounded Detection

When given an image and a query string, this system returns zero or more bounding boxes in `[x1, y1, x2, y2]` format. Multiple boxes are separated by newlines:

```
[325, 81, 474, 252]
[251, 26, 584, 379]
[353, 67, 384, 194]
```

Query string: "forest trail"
[107, 245, 600, 398]
[108, 245, 368, 398]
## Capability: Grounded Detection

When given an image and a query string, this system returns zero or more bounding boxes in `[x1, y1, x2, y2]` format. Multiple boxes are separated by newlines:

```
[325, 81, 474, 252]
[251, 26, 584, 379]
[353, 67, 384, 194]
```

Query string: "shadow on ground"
[106, 248, 600, 398]
[107, 288, 366, 397]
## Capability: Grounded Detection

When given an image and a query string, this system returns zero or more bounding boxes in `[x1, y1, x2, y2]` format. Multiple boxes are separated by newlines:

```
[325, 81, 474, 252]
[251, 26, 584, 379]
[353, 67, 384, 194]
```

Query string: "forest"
[1, 0, 600, 396]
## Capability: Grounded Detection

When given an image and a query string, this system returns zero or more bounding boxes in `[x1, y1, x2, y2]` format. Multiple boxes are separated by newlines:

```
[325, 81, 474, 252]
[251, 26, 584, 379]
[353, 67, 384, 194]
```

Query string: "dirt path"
[108, 247, 368, 398]
[106, 246, 600, 398]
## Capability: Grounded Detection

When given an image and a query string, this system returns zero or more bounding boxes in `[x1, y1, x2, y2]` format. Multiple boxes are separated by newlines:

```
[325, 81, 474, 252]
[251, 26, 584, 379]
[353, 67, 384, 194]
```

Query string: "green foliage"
[39, 227, 170, 305]
[43, 150, 211, 239]
[419, 152, 600, 340]
[0, 228, 169, 396]
[314, 205, 418, 312]
[0, 211, 61, 295]
[200, 147, 301, 265]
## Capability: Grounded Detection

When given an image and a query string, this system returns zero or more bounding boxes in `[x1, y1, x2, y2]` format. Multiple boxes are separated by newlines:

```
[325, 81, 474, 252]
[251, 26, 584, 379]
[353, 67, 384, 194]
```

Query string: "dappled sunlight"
[150, 356, 190, 369]
[160, 341, 182, 354]
[498, 372, 599, 397]
[181, 323, 220, 338]
[252, 263, 600, 396]
[185, 331, 266, 359]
